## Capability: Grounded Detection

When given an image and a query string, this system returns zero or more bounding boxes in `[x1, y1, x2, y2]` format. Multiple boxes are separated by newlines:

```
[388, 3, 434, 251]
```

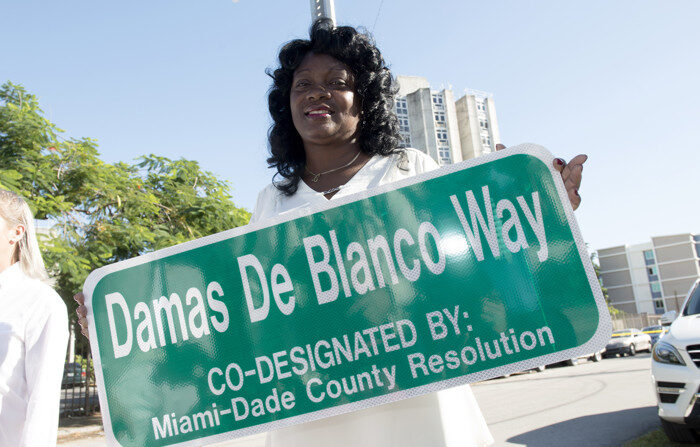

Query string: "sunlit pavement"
[59, 354, 657, 446]
[472, 354, 658, 446]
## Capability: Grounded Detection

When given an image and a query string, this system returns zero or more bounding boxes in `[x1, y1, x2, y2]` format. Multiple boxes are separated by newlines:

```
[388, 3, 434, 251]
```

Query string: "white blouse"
[251, 148, 493, 447]
[0, 263, 69, 447]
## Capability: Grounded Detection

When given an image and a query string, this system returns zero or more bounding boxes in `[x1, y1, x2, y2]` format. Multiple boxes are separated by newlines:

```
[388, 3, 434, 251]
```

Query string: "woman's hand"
[74, 292, 90, 340]
[495, 144, 587, 210]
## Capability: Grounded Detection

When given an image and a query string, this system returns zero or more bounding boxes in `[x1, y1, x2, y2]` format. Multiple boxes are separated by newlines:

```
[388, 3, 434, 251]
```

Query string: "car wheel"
[661, 419, 699, 443]
[591, 352, 602, 362]
[628, 345, 636, 356]
[566, 358, 578, 366]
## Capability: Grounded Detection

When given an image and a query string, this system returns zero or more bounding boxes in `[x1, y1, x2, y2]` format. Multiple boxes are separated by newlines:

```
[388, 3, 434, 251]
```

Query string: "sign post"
[85, 144, 610, 447]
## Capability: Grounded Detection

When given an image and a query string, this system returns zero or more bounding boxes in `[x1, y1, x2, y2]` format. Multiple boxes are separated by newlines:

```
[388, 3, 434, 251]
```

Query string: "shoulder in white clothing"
[400, 147, 440, 173]
[250, 148, 440, 223]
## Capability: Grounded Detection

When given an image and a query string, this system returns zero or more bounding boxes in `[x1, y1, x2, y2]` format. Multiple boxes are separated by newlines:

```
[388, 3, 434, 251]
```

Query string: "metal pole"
[310, 0, 336, 25]
[674, 290, 679, 312]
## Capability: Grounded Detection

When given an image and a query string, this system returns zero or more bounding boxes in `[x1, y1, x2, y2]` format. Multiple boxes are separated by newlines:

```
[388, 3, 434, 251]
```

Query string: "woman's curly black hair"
[266, 18, 403, 195]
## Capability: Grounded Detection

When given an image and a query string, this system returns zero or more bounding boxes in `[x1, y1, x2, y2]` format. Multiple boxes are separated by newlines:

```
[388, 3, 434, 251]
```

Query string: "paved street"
[60, 354, 658, 446]
[472, 353, 658, 446]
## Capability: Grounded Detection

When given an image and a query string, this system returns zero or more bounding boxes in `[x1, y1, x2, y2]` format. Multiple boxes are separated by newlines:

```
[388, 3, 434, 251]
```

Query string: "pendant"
[312, 174, 320, 182]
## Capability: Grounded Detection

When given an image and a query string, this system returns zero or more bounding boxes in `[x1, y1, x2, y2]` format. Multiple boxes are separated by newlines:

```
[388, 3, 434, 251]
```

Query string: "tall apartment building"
[597, 233, 700, 314]
[394, 75, 501, 165]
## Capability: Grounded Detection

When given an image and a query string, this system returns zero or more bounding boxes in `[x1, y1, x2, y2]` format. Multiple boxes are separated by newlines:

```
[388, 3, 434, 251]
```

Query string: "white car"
[603, 328, 652, 357]
[651, 279, 700, 443]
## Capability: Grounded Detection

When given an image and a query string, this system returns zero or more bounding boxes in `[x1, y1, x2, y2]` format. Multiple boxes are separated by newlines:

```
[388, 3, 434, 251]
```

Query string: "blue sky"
[2, 0, 698, 249]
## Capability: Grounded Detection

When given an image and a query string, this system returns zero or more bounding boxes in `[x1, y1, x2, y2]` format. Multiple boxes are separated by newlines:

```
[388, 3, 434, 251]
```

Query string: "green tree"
[0, 82, 251, 316]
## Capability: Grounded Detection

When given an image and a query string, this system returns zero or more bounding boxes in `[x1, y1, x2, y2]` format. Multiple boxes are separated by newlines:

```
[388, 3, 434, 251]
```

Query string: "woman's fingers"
[562, 154, 587, 189]
[568, 188, 582, 210]
[495, 143, 506, 151]
[561, 154, 587, 210]
[552, 158, 565, 175]
[74, 292, 90, 339]
[549, 154, 587, 210]
[568, 154, 588, 166]
[564, 163, 583, 190]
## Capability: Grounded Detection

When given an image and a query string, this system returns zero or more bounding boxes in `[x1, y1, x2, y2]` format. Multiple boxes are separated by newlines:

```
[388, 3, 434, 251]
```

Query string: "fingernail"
[555, 158, 565, 166]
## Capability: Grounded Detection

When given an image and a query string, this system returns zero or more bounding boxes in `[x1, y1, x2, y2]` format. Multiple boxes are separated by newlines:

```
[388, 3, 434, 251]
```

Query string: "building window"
[395, 98, 409, 116]
[438, 148, 451, 164]
[647, 265, 659, 282]
[654, 299, 665, 314]
[650, 282, 662, 299]
[643, 249, 656, 265]
[434, 111, 446, 127]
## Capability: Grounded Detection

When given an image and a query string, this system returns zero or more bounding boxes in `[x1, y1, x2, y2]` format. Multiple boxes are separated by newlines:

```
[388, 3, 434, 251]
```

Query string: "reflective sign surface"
[85, 145, 610, 447]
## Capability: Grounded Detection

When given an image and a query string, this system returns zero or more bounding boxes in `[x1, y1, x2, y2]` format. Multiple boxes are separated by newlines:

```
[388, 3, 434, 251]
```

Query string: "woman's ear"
[11, 224, 26, 245]
[9, 225, 26, 263]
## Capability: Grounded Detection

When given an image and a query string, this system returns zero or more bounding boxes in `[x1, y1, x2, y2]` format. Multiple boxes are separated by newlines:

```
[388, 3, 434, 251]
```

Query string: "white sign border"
[84, 144, 611, 447]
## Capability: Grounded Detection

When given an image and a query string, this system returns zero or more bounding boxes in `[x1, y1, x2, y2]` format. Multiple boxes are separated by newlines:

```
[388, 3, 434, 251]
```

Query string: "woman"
[0, 189, 69, 447]
[250, 19, 584, 447]
[76, 19, 586, 447]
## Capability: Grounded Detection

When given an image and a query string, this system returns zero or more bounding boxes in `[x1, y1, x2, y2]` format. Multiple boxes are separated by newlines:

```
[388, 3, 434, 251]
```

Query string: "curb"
[57, 425, 104, 444]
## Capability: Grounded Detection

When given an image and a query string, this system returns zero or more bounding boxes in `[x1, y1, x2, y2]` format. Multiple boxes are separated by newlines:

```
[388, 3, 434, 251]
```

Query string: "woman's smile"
[305, 105, 334, 119]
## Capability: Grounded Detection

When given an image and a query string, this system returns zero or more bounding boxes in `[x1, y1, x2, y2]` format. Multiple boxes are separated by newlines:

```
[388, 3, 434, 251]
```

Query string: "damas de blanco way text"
[104, 185, 550, 359]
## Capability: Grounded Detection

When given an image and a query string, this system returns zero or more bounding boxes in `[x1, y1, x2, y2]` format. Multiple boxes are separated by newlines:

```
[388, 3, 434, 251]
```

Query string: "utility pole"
[310, 0, 336, 25]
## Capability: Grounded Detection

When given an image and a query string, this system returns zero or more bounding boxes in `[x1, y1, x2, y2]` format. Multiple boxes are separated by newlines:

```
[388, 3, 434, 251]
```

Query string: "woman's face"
[290, 52, 361, 148]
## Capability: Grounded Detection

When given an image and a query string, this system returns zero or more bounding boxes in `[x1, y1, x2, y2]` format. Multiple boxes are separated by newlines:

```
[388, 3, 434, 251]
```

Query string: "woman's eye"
[330, 80, 347, 86]
[295, 80, 310, 88]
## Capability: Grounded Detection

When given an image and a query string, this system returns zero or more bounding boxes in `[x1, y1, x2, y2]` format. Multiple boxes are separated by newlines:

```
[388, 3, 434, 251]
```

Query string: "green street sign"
[85, 144, 610, 447]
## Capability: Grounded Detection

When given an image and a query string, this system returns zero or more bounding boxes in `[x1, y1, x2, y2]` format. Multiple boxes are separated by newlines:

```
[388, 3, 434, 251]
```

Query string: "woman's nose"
[307, 84, 331, 101]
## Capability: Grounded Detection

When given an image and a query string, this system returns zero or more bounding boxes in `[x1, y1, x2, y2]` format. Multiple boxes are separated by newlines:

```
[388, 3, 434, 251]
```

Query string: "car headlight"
[653, 341, 686, 366]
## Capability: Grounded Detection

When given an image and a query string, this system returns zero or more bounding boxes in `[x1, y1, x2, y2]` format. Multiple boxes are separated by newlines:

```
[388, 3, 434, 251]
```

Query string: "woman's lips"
[305, 107, 333, 119]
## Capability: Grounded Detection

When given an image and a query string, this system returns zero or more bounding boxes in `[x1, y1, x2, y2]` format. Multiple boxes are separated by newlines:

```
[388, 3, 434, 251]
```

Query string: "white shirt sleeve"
[21, 293, 69, 447]
[407, 147, 440, 173]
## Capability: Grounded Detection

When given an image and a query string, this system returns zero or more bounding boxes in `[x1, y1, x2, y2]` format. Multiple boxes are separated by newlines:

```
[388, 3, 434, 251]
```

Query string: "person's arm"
[22, 293, 69, 447]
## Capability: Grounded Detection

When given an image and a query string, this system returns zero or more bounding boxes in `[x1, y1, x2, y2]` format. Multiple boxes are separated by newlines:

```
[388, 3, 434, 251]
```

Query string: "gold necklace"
[305, 151, 361, 182]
